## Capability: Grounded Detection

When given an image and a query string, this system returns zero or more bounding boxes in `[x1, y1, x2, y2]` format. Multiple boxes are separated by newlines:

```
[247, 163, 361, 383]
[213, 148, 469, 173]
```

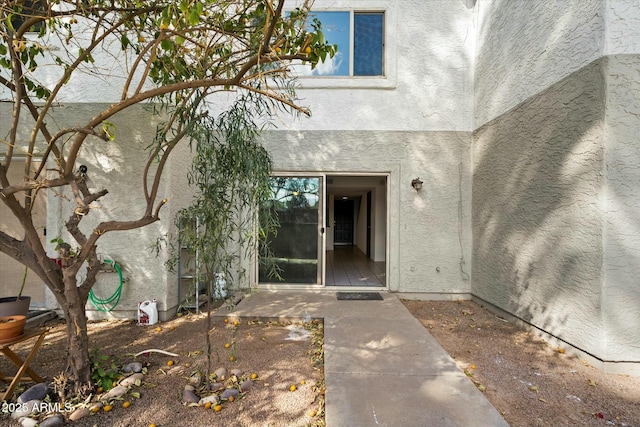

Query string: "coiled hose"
[88, 258, 123, 312]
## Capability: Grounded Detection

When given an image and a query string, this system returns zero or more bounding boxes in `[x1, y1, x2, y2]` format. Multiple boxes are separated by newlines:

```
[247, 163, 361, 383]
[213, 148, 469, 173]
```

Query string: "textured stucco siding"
[472, 60, 606, 357]
[602, 55, 640, 361]
[475, 0, 605, 127]
[605, 0, 640, 55]
[38, 104, 181, 320]
[278, 0, 475, 132]
[263, 129, 473, 295]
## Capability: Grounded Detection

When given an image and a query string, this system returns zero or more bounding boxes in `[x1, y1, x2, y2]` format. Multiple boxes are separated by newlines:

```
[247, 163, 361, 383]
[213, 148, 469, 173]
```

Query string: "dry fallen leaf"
[588, 379, 597, 387]
[529, 385, 539, 392]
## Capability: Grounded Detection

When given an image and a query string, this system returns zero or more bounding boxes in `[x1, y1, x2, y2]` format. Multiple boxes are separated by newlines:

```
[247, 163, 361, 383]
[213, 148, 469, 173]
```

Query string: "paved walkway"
[219, 290, 509, 427]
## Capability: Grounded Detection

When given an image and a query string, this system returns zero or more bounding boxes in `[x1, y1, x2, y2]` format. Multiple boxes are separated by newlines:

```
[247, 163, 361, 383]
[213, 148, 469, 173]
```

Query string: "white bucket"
[138, 299, 158, 325]
[213, 273, 227, 300]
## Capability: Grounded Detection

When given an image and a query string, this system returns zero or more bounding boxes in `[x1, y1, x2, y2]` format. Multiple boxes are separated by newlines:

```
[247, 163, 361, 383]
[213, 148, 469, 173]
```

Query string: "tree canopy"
[0, 0, 334, 394]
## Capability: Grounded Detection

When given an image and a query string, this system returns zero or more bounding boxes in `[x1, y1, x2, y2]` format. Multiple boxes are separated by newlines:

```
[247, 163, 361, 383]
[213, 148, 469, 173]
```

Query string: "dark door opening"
[366, 191, 372, 258]
[333, 199, 354, 245]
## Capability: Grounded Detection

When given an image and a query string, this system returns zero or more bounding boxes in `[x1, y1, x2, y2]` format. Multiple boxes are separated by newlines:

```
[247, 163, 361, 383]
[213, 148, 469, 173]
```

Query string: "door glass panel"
[259, 177, 321, 284]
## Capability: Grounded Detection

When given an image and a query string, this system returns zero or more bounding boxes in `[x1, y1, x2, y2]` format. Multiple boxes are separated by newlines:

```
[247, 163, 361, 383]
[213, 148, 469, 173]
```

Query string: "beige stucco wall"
[474, 0, 605, 127]
[287, 0, 474, 132]
[3, 0, 638, 373]
[602, 55, 640, 362]
[472, 60, 606, 358]
[39, 105, 162, 318]
[473, 0, 640, 371]
[263, 129, 473, 295]
[0, 159, 46, 305]
[17, 103, 186, 321]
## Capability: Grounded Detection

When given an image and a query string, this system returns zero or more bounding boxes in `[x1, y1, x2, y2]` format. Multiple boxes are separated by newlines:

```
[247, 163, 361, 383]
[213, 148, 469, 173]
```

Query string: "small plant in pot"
[0, 315, 27, 341]
[0, 266, 31, 319]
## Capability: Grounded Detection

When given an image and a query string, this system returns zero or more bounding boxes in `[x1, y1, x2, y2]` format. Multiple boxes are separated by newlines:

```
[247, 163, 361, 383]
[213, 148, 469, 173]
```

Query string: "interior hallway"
[325, 246, 385, 287]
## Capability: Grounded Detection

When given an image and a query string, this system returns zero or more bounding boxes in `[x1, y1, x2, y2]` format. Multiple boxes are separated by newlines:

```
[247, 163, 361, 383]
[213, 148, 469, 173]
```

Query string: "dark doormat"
[336, 292, 383, 301]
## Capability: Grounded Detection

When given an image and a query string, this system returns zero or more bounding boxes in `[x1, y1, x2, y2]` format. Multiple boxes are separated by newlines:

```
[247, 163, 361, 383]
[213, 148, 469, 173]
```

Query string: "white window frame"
[293, 1, 397, 89]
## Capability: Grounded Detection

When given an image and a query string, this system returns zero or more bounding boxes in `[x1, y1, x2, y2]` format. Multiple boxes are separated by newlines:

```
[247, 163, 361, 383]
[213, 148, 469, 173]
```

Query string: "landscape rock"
[102, 385, 127, 400]
[17, 383, 49, 403]
[209, 382, 224, 392]
[213, 367, 227, 380]
[240, 379, 253, 392]
[188, 372, 202, 387]
[69, 408, 91, 421]
[199, 394, 220, 405]
[39, 414, 65, 427]
[220, 388, 239, 400]
[12, 400, 41, 419]
[19, 418, 38, 427]
[230, 369, 243, 377]
[123, 362, 143, 373]
[184, 384, 195, 391]
[183, 389, 200, 404]
[120, 373, 144, 387]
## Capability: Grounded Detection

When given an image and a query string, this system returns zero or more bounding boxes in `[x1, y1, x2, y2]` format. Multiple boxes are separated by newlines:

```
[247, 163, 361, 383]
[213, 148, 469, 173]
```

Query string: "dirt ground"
[0, 307, 325, 427]
[402, 299, 640, 427]
[1, 299, 640, 427]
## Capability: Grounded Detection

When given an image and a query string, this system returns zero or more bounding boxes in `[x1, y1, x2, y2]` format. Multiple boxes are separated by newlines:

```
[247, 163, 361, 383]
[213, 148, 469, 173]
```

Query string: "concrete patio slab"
[220, 290, 509, 427]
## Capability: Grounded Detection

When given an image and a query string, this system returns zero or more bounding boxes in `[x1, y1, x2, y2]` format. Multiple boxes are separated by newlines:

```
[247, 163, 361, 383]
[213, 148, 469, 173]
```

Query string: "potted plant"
[0, 315, 27, 341]
[0, 266, 31, 318]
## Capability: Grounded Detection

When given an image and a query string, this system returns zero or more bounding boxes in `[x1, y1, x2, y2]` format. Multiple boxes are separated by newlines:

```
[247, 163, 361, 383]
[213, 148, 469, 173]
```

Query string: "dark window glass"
[10, 0, 45, 33]
[300, 10, 384, 77]
[354, 13, 384, 76]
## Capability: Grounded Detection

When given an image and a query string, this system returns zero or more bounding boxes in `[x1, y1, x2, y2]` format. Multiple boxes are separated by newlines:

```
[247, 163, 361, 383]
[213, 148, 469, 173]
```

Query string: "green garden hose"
[89, 258, 123, 312]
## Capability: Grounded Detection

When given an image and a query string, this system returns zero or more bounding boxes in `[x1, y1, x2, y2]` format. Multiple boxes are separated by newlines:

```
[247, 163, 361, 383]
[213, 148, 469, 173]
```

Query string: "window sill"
[296, 75, 396, 90]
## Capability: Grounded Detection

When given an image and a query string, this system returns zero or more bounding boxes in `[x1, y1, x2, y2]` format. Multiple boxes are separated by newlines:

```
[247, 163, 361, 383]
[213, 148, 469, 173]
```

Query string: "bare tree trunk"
[56, 273, 93, 395]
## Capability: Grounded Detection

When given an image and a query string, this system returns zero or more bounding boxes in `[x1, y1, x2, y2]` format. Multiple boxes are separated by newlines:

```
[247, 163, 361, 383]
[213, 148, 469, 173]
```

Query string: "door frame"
[255, 172, 389, 290]
[256, 173, 325, 287]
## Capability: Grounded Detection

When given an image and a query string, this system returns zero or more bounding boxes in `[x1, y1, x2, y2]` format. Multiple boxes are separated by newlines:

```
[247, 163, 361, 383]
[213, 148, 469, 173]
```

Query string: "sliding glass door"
[258, 176, 323, 285]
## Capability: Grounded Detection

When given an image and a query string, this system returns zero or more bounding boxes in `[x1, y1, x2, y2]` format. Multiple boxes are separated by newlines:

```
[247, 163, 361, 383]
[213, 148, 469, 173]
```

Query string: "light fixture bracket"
[411, 178, 424, 190]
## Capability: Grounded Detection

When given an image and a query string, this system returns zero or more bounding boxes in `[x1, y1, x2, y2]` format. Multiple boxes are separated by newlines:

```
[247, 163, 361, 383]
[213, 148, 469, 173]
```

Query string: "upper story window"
[296, 11, 385, 78]
[9, 0, 45, 33]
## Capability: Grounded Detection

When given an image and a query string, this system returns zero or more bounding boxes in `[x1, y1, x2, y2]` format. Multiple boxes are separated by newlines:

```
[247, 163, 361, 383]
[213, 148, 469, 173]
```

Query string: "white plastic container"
[138, 299, 158, 325]
[213, 273, 227, 300]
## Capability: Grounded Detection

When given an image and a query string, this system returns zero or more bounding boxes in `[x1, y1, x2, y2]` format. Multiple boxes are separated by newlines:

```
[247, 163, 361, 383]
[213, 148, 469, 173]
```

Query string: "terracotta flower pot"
[0, 296, 31, 318]
[0, 315, 27, 341]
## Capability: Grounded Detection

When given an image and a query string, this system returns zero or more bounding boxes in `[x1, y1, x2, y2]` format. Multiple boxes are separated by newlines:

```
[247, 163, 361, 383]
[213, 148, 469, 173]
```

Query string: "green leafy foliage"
[1, 0, 336, 394]
[1, 1, 336, 104]
[90, 349, 120, 391]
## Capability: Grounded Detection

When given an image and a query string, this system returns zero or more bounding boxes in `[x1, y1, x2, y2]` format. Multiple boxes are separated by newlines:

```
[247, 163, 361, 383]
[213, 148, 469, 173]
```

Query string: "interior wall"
[356, 196, 366, 252]
[326, 175, 386, 261]
[326, 195, 335, 250]
[374, 181, 387, 262]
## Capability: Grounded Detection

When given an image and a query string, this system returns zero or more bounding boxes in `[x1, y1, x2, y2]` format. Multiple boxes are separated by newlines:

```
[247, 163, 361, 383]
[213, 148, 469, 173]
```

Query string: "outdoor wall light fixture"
[411, 178, 424, 190]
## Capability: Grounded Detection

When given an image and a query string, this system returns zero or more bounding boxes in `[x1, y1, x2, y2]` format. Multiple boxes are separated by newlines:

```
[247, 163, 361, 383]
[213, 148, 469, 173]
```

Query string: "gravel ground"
[2, 298, 639, 427]
[0, 310, 324, 427]
[402, 299, 640, 427]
